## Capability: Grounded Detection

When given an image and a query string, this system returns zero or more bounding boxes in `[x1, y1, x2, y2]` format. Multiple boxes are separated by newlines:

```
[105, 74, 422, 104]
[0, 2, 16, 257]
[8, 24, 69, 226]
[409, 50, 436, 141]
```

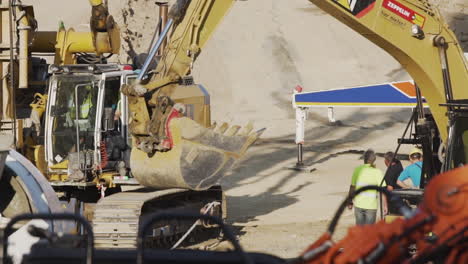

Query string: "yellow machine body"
[3, 0, 261, 194]
[309, 0, 468, 141]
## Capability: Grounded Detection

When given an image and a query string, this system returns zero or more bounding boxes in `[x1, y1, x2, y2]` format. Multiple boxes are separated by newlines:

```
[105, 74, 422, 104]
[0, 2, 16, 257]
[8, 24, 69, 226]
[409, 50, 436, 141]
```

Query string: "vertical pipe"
[157, 2, 169, 55]
[137, 18, 173, 81]
[434, 36, 455, 173]
[146, 18, 162, 54]
[327, 107, 335, 123]
[443, 123, 455, 172]
[415, 83, 425, 119]
[435, 37, 454, 107]
[296, 143, 304, 167]
[18, 12, 30, 89]
[75, 85, 81, 167]
[295, 106, 306, 168]
[8, 0, 17, 147]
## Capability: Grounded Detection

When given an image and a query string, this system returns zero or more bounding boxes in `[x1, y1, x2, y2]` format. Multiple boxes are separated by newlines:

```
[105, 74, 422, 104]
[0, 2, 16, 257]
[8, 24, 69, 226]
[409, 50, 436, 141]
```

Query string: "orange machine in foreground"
[298, 166, 468, 263]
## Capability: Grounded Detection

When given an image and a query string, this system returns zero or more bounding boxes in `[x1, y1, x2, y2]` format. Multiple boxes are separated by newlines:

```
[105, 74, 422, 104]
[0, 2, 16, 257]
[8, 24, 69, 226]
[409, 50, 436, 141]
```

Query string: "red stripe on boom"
[356, 2, 376, 18]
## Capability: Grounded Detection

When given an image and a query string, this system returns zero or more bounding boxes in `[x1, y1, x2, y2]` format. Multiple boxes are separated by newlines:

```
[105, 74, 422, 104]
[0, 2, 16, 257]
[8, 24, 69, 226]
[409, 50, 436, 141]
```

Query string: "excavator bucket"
[131, 117, 264, 191]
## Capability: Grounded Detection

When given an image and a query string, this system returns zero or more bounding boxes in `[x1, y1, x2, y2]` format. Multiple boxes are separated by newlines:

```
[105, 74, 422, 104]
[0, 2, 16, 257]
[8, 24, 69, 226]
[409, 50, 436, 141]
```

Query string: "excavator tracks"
[92, 187, 224, 249]
[93, 189, 186, 248]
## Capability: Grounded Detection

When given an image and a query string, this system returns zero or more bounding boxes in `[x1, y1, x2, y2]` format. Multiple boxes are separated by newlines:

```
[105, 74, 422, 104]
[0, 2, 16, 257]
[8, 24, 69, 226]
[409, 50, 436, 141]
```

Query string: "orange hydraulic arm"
[298, 166, 468, 263]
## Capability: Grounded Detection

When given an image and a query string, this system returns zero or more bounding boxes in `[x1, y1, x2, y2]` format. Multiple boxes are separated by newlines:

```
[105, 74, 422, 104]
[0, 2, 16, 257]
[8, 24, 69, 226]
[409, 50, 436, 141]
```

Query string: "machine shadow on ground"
[222, 108, 410, 227]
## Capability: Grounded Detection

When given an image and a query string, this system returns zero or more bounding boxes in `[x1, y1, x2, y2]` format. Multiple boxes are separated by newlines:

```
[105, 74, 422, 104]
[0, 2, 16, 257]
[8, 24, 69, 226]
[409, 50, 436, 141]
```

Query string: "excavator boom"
[151, 0, 236, 85]
[309, 0, 468, 141]
[296, 2, 468, 262]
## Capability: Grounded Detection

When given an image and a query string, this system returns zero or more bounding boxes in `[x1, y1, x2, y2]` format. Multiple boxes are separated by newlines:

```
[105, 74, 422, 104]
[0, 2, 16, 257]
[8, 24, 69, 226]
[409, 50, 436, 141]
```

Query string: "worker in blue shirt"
[397, 147, 423, 189]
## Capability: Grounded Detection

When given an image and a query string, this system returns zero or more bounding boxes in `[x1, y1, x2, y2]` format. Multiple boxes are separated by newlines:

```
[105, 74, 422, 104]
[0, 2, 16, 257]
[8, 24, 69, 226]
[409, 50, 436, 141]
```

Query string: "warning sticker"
[383, 0, 426, 28]
[333, 0, 376, 18]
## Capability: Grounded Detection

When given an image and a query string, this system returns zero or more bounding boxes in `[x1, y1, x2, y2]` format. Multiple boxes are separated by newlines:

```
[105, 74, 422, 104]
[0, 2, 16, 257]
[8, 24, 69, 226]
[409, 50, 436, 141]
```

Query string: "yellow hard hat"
[89, 0, 103, 6]
[409, 147, 423, 156]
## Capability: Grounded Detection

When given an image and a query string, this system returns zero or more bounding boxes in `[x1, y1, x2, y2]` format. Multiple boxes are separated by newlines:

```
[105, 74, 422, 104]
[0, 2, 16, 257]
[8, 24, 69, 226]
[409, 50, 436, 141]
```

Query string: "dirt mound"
[112, 0, 409, 137]
[23, 0, 468, 137]
[21, 0, 468, 137]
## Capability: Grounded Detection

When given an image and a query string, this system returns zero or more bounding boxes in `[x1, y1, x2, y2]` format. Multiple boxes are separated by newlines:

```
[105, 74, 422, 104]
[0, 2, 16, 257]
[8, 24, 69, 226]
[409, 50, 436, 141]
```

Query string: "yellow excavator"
[44, 0, 261, 191]
[308, 0, 468, 215]
[122, 0, 263, 190]
[91, 0, 267, 248]
[310, 0, 468, 171]
[2, 0, 262, 249]
[0, 0, 122, 232]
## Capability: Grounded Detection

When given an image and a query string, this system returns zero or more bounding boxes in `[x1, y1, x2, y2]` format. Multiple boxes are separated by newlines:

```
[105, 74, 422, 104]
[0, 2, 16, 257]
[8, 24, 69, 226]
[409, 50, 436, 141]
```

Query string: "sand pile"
[111, 0, 413, 138]
[437, 0, 468, 51]
[25, 0, 468, 139]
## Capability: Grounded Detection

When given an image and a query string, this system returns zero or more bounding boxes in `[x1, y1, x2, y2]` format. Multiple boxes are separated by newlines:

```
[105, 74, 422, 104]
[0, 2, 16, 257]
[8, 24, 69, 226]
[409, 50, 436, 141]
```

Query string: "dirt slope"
[26, 0, 468, 136]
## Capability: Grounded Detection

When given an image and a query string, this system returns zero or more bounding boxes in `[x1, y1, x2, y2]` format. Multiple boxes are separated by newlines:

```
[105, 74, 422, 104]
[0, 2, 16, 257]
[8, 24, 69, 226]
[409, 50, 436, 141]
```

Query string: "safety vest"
[80, 94, 92, 118]
[351, 164, 385, 210]
[70, 93, 93, 119]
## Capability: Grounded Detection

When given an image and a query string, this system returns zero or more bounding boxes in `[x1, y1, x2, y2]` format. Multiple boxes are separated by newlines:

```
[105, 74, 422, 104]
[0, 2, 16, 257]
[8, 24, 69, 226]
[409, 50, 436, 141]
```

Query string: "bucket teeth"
[225, 125, 241, 136]
[239, 122, 254, 136]
[201, 122, 264, 155]
[240, 128, 266, 154]
[214, 122, 229, 134]
[210, 122, 217, 129]
[131, 117, 266, 191]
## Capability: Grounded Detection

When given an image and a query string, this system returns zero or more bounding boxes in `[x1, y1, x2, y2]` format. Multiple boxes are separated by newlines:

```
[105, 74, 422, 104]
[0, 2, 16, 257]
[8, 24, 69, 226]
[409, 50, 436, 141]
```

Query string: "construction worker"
[383, 151, 403, 190]
[348, 149, 388, 225]
[79, 85, 94, 119]
[397, 147, 423, 189]
[69, 84, 94, 120]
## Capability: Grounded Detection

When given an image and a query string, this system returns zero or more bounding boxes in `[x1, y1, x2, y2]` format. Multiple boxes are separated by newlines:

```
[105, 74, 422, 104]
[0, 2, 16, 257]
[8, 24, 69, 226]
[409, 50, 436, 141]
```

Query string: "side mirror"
[103, 107, 115, 131]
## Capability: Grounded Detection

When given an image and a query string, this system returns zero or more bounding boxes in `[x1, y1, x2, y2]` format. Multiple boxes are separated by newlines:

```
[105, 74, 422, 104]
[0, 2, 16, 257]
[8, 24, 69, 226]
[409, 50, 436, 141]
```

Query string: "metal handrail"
[137, 212, 254, 264]
[3, 213, 94, 264]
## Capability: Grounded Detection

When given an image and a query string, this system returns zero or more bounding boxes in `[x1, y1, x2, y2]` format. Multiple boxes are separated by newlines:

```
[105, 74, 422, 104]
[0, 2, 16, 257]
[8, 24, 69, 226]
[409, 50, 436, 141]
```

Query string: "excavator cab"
[47, 76, 97, 172]
[44, 64, 135, 185]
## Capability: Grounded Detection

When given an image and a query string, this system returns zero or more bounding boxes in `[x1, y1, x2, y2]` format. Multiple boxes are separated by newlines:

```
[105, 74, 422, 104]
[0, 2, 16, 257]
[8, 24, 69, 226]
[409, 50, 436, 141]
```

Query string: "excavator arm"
[32, 0, 120, 64]
[124, 0, 236, 138]
[299, 165, 468, 263]
[295, 2, 468, 262]
[147, 0, 236, 89]
[309, 0, 468, 141]
[123, 0, 263, 190]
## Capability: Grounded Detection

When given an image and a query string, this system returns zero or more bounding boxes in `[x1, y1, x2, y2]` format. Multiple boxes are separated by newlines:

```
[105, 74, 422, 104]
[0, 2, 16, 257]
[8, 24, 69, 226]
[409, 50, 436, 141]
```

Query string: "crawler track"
[92, 187, 224, 249]
[92, 189, 186, 248]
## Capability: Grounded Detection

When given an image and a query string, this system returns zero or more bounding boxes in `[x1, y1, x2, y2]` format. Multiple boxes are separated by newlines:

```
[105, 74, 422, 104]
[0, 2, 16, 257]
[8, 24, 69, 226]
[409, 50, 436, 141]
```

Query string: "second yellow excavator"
[308, 0, 468, 219]
[309, 0, 468, 175]
[1, 0, 262, 248]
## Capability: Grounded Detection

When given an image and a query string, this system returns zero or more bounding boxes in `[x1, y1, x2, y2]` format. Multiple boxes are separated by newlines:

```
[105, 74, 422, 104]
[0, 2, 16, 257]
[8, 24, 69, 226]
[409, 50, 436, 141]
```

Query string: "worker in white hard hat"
[397, 147, 423, 189]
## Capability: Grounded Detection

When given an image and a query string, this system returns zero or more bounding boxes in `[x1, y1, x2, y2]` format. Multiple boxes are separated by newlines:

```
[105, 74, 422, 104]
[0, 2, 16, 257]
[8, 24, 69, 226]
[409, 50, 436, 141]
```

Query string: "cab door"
[95, 71, 126, 170]
[120, 73, 137, 147]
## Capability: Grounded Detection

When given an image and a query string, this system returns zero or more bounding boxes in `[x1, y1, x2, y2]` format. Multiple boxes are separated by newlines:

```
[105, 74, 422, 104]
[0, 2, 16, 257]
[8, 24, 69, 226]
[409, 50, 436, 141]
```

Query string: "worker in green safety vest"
[347, 149, 388, 225]
[65, 84, 95, 154]
[70, 84, 94, 120]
